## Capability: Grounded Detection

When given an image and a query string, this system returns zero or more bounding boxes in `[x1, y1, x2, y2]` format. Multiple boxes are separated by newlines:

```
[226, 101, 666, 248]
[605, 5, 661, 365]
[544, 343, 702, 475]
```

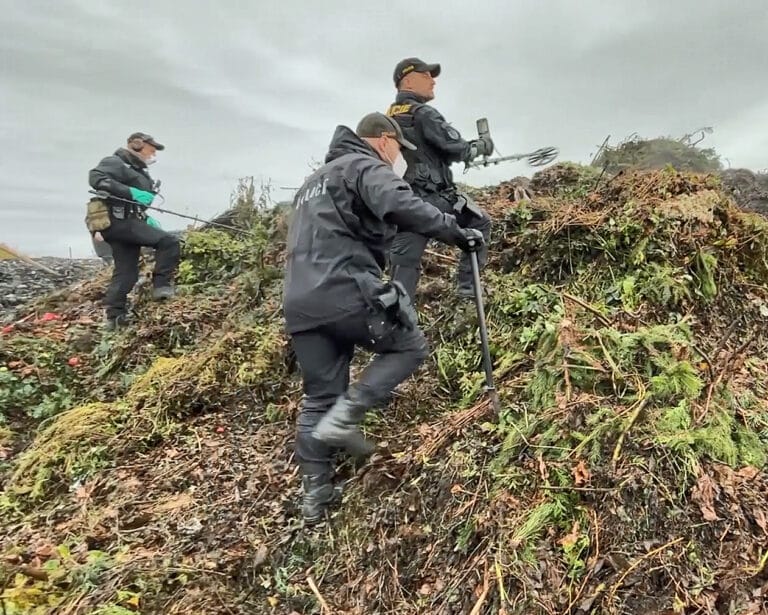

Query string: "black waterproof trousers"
[101, 216, 180, 319]
[290, 310, 429, 476]
[389, 191, 491, 301]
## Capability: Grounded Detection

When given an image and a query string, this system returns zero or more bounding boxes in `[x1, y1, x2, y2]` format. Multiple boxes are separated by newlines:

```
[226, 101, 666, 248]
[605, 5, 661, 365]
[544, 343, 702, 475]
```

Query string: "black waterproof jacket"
[88, 148, 155, 207]
[283, 126, 465, 333]
[386, 91, 473, 196]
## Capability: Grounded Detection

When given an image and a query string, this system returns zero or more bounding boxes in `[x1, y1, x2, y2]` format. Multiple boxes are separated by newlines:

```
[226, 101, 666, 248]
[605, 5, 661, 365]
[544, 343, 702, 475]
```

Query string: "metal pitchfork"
[464, 117, 559, 171]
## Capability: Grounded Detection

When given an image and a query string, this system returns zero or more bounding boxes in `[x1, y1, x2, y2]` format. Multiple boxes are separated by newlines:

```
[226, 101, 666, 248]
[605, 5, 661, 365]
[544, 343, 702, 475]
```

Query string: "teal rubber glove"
[146, 215, 161, 229]
[129, 187, 154, 205]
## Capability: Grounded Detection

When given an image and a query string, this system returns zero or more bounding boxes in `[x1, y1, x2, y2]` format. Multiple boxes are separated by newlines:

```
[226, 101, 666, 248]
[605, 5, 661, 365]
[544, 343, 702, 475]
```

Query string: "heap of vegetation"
[1, 169, 767, 614]
[720, 168, 768, 215]
[591, 133, 723, 175]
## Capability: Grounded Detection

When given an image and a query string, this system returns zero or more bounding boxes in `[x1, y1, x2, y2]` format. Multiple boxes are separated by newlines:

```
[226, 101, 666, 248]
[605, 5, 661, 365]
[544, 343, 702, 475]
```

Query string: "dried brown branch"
[468, 561, 491, 615]
[607, 537, 684, 603]
[307, 576, 332, 614]
[562, 292, 611, 327]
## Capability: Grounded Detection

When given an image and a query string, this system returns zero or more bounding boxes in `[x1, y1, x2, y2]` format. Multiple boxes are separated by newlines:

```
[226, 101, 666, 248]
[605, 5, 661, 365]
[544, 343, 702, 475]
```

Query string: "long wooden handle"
[0, 243, 62, 276]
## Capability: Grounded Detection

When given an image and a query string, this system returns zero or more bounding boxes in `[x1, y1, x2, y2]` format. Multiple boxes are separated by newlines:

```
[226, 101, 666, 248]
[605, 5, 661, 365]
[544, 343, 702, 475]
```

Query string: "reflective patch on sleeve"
[446, 126, 460, 140]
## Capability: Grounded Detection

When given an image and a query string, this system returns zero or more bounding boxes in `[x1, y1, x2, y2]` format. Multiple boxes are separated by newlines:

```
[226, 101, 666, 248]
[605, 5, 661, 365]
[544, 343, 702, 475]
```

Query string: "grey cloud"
[1, 0, 766, 257]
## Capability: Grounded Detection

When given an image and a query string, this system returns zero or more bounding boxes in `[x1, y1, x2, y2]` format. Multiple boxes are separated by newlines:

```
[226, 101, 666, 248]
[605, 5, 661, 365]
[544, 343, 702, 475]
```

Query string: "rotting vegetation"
[1, 166, 768, 614]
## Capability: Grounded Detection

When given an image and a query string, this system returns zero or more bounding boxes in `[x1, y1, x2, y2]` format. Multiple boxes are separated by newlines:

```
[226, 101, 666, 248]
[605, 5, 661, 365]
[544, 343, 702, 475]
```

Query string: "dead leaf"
[417, 423, 433, 437]
[450, 484, 463, 495]
[537, 453, 549, 481]
[122, 476, 142, 491]
[737, 466, 760, 481]
[691, 470, 719, 522]
[572, 460, 591, 486]
[253, 545, 269, 568]
[419, 583, 432, 596]
[154, 492, 193, 513]
[559, 521, 581, 548]
[752, 508, 768, 535]
[75, 482, 94, 501]
[34, 544, 54, 559]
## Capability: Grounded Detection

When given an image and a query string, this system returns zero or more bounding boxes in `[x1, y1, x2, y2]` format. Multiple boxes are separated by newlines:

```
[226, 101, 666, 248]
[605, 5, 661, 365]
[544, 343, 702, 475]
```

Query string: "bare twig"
[494, 555, 509, 606]
[566, 508, 601, 613]
[307, 576, 332, 614]
[57, 589, 89, 615]
[425, 249, 457, 264]
[562, 292, 611, 327]
[612, 396, 648, 464]
[540, 485, 617, 493]
[607, 537, 684, 602]
[469, 561, 491, 615]
[691, 344, 713, 371]
[709, 318, 740, 368]
[412, 399, 492, 461]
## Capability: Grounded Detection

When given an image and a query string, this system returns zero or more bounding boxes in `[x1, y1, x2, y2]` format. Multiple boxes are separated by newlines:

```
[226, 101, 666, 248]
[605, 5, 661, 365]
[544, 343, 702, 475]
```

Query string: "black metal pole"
[88, 190, 252, 236]
[469, 249, 500, 413]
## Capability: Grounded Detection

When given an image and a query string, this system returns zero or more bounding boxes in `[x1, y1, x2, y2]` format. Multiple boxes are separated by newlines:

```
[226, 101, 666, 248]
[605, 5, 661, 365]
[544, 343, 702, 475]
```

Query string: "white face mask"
[392, 152, 408, 178]
[145, 154, 157, 166]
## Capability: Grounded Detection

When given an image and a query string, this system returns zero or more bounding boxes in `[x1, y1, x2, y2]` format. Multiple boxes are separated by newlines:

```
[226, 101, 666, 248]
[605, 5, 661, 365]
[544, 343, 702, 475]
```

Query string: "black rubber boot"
[301, 474, 343, 524]
[311, 394, 375, 458]
[456, 284, 475, 300]
[152, 286, 176, 300]
[104, 313, 131, 331]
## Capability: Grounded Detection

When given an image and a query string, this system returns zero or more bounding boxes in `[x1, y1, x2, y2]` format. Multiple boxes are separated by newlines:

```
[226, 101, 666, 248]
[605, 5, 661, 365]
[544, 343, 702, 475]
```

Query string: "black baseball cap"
[127, 132, 165, 150]
[356, 112, 417, 150]
[393, 57, 441, 86]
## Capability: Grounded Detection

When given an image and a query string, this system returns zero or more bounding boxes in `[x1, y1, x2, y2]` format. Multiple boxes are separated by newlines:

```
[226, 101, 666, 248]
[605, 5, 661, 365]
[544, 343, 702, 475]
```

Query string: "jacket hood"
[115, 147, 147, 169]
[325, 125, 383, 163]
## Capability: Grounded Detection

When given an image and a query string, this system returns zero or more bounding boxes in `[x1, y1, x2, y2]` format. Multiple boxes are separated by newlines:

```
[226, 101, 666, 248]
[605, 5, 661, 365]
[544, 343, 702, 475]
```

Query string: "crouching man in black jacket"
[88, 133, 181, 329]
[283, 112, 483, 523]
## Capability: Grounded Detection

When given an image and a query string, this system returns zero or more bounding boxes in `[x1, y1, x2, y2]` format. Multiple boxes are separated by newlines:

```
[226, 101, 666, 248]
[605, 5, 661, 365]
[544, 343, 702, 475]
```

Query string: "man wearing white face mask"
[283, 111, 483, 523]
[387, 58, 493, 302]
[88, 132, 180, 329]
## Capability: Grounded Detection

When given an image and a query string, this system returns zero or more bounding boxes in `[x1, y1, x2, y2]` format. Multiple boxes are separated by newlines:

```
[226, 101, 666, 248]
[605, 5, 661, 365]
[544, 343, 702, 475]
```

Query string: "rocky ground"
[0, 258, 106, 323]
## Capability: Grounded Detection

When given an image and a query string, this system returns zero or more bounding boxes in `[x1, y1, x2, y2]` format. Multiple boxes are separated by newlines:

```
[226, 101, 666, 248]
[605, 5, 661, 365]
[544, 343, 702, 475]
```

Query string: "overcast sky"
[2, 0, 767, 257]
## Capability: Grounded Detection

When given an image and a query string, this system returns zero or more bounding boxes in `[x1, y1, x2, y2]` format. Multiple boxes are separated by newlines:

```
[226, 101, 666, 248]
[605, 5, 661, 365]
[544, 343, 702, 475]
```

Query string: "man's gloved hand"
[456, 228, 485, 252]
[129, 187, 154, 205]
[469, 137, 494, 159]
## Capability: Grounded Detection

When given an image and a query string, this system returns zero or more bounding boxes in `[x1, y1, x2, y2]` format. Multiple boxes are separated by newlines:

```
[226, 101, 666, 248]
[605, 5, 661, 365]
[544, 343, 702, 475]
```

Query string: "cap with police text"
[393, 57, 441, 86]
[356, 112, 417, 150]
[127, 132, 165, 150]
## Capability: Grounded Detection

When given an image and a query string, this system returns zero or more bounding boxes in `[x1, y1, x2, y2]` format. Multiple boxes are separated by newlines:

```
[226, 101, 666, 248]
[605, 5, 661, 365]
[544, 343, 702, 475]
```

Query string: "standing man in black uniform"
[88, 133, 181, 329]
[386, 58, 494, 301]
[283, 112, 483, 523]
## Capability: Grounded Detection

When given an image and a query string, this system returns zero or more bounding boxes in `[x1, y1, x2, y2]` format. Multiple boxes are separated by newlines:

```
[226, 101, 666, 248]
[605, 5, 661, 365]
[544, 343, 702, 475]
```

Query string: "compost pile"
[720, 168, 768, 215]
[1, 166, 767, 615]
